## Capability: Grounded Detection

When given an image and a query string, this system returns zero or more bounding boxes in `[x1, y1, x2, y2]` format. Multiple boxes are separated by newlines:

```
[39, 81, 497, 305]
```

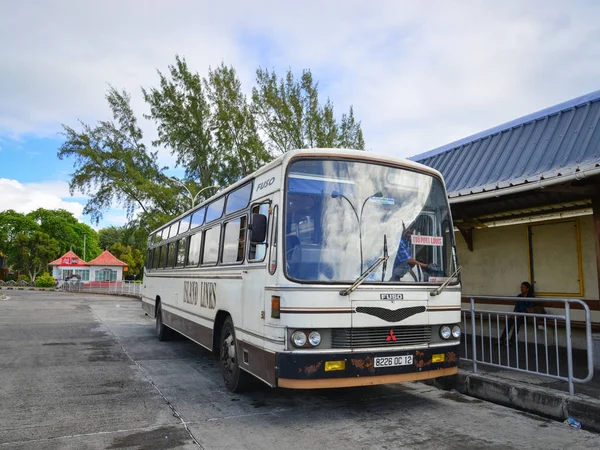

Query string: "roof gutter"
[448, 165, 600, 205]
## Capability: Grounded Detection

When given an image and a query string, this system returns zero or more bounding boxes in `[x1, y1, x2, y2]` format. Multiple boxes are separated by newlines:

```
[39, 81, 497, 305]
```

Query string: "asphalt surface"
[0, 290, 598, 450]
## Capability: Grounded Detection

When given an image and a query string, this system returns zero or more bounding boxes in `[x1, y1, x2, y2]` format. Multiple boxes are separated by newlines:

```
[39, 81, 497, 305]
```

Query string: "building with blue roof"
[413, 90, 600, 326]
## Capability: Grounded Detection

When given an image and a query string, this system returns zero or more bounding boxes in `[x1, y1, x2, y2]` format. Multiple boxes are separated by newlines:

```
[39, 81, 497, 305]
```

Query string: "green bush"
[18, 274, 31, 283]
[35, 273, 56, 288]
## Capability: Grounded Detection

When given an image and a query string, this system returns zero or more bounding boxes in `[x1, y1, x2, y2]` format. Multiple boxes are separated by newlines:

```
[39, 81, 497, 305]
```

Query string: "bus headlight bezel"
[291, 331, 307, 347]
[451, 325, 461, 339]
[308, 331, 321, 346]
[440, 325, 452, 340]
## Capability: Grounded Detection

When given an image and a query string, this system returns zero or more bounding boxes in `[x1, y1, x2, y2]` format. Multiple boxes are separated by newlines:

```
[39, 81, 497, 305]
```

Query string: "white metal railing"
[462, 295, 594, 395]
[59, 280, 142, 297]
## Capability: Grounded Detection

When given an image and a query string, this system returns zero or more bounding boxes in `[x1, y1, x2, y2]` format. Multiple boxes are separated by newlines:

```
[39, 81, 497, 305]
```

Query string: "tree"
[143, 57, 271, 191]
[109, 242, 144, 278]
[26, 208, 102, 260]
[98, 226, 124, 251]
[0, 210, 40, 267]
[58, 87, 180, 225]
[58, 57, 366, 256]
[205, 63, 272, 184]
[14, 231, 60, 281]
[252, 68, 365, 154]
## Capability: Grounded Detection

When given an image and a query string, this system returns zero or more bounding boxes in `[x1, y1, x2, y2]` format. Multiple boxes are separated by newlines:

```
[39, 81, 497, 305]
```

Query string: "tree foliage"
[252, 68, 365, 154]
[27, 208, 101, 260]
[58, 56, 366, 257]
[109, 242, 144, 278]
[143, 57, 271, 191]
[0, 209, 103, 278]
[98, 226, 124, 251]
[14, 231, 60, 281]
[58, 88, 180, 224]
[0, 210, 39, 263]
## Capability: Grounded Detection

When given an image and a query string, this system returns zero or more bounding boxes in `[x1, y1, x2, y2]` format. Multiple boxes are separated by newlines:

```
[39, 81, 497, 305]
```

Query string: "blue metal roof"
[412, 89, 600, 198]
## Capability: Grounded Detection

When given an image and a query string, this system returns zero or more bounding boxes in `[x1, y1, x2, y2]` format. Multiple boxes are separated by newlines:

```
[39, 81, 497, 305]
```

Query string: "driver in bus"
[390, 225, 431, 281]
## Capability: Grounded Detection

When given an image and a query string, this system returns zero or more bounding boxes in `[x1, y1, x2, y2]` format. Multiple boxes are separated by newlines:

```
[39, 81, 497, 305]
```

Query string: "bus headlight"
[440, 325, 452, 340]
[291, 331, 307, 347]
[452, 325, 461, 339]
[308, 331, 321, 347]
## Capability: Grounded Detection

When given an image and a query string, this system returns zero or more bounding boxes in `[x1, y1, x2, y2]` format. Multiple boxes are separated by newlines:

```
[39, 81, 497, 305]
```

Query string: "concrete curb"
[425, 370, 600, 433]
[0, 287, 56, 291]
[58, 290, 142, 300]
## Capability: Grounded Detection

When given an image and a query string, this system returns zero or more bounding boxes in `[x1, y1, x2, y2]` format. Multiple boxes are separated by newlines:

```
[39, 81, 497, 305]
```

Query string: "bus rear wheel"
[156, 304, 172, 341]
[220, 317, 250, 392]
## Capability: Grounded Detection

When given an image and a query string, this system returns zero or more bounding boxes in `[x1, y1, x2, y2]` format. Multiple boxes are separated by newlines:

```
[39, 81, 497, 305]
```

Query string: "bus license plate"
[374, 355, 413, 368]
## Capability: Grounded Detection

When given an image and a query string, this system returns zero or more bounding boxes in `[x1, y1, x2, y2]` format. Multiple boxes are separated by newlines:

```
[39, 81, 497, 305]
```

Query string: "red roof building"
[87, 250, 128, 267]
[49, 250, 128, 284]
[48, 250, 87, 267]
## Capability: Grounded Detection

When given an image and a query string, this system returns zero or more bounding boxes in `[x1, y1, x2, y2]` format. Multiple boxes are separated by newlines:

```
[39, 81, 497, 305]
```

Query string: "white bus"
[142, 149, 461, 391]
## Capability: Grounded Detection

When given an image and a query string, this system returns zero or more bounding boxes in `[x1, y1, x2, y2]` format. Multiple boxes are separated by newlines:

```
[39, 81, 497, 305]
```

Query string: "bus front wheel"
[220, 317, 250, 392]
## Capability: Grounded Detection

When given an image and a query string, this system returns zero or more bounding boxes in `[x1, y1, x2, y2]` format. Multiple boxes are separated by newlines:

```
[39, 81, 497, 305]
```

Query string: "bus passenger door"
[240, 201, 272, 382]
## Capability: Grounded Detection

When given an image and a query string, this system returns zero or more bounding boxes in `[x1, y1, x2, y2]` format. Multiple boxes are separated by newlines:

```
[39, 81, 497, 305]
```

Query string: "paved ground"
[0, 291, 598, 450]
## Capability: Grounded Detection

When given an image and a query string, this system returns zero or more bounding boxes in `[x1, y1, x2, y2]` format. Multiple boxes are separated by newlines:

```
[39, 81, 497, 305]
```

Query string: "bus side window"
[176, 237, 187, 267]
[151, 248, 159, 270]
[159, 245, 168, 268]
[187, 233, 202, 267]
[222, 216, 246, 264]
[202, 226, 221, 265]
[167, 241, 177, 268]
[249, 203, 270, 262]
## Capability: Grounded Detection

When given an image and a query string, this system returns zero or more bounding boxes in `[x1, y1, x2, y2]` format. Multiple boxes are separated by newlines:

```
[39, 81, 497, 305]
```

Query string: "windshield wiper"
[430, 265, 462, 296]
[340, 248, 389, 296]
[381, 234, 388, 282]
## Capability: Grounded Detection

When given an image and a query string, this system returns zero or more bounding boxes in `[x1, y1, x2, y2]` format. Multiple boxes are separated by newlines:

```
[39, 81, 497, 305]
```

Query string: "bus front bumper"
[275, 345, 459, 389]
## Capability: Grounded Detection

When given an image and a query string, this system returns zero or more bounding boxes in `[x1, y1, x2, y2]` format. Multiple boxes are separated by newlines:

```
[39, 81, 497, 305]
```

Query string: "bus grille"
[331, 326, 432, 349]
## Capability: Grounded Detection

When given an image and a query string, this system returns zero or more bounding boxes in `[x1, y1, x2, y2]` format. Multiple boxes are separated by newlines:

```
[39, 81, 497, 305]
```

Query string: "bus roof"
[150, 148, 445, 235]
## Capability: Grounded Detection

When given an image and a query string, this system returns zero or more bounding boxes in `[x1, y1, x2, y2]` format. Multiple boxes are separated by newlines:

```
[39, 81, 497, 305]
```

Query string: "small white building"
[87, 250, 128, 283]
[49, 250, 128, 284]
[49, 250, 90, 281]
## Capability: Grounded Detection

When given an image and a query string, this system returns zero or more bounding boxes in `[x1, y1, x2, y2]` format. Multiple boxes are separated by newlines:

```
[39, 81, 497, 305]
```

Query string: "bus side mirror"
[250, 214, 267, 243]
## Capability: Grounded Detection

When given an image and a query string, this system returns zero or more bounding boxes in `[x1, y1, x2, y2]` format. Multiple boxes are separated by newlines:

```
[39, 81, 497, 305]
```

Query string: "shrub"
[35, 273, 56, 288]
[18, 274, 31, 283]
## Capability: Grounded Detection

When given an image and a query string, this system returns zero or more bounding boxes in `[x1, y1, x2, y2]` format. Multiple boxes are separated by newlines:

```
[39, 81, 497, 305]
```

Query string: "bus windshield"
[284, 158, 456, 284]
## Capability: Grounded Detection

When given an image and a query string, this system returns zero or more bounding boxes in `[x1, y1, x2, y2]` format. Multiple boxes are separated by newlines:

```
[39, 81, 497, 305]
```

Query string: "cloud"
[2, 0, 600, 164]
[0, 178, 132, 229]
[0, 178, 84, 218]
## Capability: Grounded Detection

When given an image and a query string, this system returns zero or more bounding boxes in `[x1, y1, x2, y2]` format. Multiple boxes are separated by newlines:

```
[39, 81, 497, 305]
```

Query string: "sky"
[2, 0, 600, 229]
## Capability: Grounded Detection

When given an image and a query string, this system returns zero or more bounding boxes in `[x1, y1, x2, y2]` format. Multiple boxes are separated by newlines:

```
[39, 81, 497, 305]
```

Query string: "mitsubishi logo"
[386, 329, 397, 342]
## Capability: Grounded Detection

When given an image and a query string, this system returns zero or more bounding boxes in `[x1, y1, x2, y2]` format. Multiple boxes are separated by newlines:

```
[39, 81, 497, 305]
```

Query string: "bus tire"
[156, 304, 172, 341]
[220, 317, 250, 392]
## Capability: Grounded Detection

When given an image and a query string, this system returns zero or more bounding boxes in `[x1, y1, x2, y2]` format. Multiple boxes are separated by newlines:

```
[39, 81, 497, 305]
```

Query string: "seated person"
[500, 281, 539, 343]
[390, 226, 435, 281]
